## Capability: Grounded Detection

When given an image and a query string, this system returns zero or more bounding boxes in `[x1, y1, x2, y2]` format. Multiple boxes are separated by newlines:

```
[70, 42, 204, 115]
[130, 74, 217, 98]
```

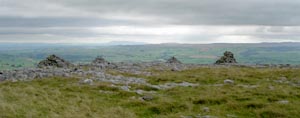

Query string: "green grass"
[1, 67, 300, 117]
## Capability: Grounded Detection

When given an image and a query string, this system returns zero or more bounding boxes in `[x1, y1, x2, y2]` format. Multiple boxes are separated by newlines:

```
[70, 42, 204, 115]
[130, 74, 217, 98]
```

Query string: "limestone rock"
[277, 100, 289, 104]
[180, 116, 193, 118]
[224, 79, 234, 85]
[215, 51, 237, 64]
[80, 79, 93, 85]
[203, 107, 210, 112]
[120, 86, 131, 91]
[37, 54, 73, 68]
[135, 90, 144, 95]
[142, 95, 154, 101]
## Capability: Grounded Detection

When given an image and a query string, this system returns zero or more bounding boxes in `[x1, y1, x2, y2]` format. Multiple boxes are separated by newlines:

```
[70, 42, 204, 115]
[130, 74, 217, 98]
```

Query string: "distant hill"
[1, 42, 300, 70]
[102, 41, 148, 46]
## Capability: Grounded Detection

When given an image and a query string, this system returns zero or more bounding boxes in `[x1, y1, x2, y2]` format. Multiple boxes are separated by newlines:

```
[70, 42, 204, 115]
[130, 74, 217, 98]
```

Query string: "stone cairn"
[91, 56, 117, 69]
[166, 56, 183, 71]
[37, 54, 73, 68]
[215, 51, 237, 64]
[0, 54, 75, 81]
[166, 56, 182, 64]
[92, 56, 110, 65]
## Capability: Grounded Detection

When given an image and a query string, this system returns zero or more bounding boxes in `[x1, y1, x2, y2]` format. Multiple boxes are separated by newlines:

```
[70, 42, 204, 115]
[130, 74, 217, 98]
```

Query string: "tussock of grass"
[1, 67, 300, 117]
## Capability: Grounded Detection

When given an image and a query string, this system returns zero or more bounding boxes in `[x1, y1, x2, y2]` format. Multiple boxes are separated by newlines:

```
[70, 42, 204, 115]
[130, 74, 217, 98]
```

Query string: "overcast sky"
[0, 0, 300, 44]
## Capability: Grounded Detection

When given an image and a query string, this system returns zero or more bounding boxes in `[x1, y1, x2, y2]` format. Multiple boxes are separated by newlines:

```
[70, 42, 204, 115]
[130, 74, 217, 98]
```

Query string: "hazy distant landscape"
[1, 42, 300, 70]
[2, 0, 300, 117]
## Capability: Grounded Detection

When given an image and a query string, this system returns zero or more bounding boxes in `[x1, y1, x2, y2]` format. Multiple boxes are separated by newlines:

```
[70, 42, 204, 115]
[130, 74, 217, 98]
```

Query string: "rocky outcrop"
[215, 51, 237, 64]
[166, 56, 182, 64]
[0, 68, 73, 81]
[37, 54, 73, 68]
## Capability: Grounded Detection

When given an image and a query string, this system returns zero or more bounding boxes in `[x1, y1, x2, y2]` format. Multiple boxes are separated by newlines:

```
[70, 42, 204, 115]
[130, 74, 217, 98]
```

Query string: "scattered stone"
[226, 114, 238, 118]
[211, 84, 224, 87]
[274, 77, 289, 84]
[194, 114, 202, 118]
[81, 79, 93, 85]
[279, 77, 288, 81]
[268, 86, 275, 90]
[96, 75, 147, 85]
[237, 84, 258, 89]
[37, 54, 73, 68]
[202, 115, 212, 118]
[120, 86, 131, 91]
[142, 95, 154, 101]
[203, 107, 210, 112]
[166, 56, 182, 64]
[136, 89, 144, 95]
[224, 79, 234, 85]
[215, 51, 237, 64]
[180, 115, 193, 118]
[99, 90, 115, 94]
[178, 82, 199, 87]
[149, 82, 199, 90]
[130, 96, 137, 100]
[171, 66, 180, 71]
[277, 100, 289, 104]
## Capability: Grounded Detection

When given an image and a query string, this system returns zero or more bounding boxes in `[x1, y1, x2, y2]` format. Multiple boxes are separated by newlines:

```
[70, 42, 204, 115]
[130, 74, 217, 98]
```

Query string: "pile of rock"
[215, 51, 237, 64]
[37, 54, 73, 68]
[91, 56, 117, 69]
[92, 56, 110, 64]
[166, 56, 182, 64]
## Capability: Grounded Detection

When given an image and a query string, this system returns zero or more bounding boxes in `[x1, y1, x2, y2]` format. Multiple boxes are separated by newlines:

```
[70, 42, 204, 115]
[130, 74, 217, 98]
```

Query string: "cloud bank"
[0, 0, 300, 43]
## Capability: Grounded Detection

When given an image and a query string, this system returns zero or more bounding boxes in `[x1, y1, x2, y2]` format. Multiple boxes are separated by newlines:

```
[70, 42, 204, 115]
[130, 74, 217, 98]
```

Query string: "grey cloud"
[0, 0, 300, 43]
[2, 0, 300, 26]
[0, 17, 135, 27]
[52, 0, 300, 26]
[0, 27, 98, 37]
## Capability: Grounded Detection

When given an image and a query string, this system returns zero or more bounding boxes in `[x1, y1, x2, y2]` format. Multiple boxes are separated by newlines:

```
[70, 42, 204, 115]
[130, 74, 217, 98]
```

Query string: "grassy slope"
[1, 67, 300, 118]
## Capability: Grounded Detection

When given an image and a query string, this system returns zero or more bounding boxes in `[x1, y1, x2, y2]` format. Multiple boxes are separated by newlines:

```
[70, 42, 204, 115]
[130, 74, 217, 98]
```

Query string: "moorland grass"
[0, 67, 300, 118]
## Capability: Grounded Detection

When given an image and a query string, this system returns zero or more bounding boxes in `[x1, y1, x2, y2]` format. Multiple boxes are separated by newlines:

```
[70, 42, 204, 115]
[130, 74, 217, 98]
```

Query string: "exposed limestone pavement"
[0, 54, 299, 92]
[0, 55, 203, 92]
